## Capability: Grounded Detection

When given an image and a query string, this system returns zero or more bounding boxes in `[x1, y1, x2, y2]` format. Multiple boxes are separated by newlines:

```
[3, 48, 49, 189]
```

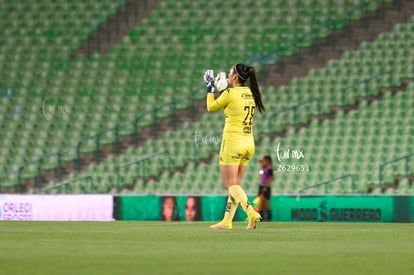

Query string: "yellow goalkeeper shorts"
[219, 134, 255, 166]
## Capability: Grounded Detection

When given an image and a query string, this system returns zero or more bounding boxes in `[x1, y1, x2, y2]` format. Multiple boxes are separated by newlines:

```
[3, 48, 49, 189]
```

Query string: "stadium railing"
[267, 70, 397, 139]
[0, 168, 23, 193]
[250, 0, 399, 76]
[0, 88, 204, 188]
[0, 89, 201, 192]
[86, 0, 148, 56]
[268, 97, 321, 138]
[297, 174, 356, 195]
[115, 150, 171, 193]
[379, 152, 414, 186]
[42, 176, 94, 194]
[341, 71, 393, 110]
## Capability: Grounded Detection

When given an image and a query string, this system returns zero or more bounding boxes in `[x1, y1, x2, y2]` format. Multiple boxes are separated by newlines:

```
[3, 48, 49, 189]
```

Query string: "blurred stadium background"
[0, 0, 413, 197]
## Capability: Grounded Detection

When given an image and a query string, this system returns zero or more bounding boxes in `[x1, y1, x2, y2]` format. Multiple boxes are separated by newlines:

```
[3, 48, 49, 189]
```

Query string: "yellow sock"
[222, 195, 237, 223]
[228, 185, 254, 214]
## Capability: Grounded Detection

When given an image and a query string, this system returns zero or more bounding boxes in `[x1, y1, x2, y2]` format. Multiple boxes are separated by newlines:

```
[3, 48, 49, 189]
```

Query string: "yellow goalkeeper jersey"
[206, 86, 256, 136]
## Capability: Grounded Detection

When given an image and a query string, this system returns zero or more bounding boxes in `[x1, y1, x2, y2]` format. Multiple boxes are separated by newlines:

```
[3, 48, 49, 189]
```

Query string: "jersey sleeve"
[206, 89, 231, 112]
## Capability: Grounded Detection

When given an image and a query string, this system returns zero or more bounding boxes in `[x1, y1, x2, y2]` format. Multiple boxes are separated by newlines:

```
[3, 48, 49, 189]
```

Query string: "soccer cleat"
[246, 210, 262, 230]
[209, 221, 232, 230]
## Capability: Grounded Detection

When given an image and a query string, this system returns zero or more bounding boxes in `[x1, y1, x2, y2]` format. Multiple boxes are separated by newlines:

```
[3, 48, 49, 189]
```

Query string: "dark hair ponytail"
[235, 63, 265, 114]
[247, 66, 265, 114]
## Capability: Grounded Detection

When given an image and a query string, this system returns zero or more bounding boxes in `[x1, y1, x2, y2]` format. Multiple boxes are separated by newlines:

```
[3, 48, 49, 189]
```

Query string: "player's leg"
[222, 157, 251, 224]
[210, 137, 260, 229]
[236, 142, 261, 229]
[210, 165, 252, 229]
[209, 194, 237, 229]
[232, 163, 261, 229]
[210, 165, 239, 229]
[219, 163, 261, 229]
[229, 164, 251, 211]
[210, 138, 239, 229]
[223, 195, 237, 224]
[264, 200, 271, 221]
[222, 164, 253, 214]
[264, 187, 272, 221]
[257, 185, 265, 218]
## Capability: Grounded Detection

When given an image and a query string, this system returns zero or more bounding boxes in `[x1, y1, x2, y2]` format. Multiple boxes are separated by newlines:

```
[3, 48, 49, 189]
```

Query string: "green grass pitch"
[0, 222, 413, 275]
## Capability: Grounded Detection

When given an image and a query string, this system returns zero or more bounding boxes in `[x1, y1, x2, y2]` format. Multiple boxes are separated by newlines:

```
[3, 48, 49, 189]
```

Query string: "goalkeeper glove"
[215, 72, 228, 93]
[203, 70, 215, 93]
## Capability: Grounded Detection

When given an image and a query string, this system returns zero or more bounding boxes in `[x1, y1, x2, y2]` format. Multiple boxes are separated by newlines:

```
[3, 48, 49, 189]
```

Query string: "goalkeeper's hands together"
[204, 70, 228, 94]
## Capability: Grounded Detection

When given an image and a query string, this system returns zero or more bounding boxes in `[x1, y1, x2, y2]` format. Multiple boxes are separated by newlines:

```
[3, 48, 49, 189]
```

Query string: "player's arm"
[204, 71, 229, 112]
[206, 89, 230, 112]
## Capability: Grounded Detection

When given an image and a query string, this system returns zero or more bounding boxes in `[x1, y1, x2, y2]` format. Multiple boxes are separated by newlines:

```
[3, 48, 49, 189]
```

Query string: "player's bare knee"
[224, 180, 238, 189]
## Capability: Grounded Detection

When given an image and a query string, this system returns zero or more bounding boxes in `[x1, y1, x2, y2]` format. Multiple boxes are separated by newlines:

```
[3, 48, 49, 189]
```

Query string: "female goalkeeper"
[203, 63, 265, 229]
